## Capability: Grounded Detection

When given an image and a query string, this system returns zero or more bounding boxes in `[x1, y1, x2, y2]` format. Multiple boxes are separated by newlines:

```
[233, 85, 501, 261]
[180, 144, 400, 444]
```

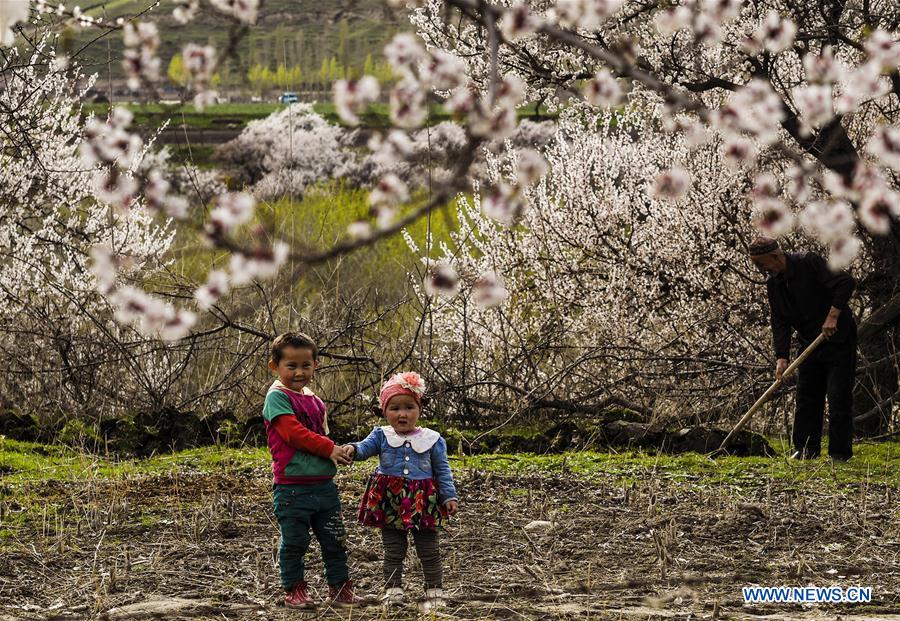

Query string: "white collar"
[271, 380, 315, 397]
[381, 425, 439, 452]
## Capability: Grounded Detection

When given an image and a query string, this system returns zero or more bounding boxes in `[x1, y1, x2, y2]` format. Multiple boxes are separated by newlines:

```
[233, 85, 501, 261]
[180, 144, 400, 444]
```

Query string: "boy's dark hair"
[270, 332, 318, 364]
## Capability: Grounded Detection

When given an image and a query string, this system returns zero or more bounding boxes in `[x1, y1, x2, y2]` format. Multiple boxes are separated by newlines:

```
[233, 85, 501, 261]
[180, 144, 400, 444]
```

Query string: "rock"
[523, 520, 554, 532]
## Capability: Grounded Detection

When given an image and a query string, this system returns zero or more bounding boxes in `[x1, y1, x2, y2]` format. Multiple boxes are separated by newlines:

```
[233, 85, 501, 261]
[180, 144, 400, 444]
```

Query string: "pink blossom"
[584, 69, 623, 107]
[390, 78, 427, 129]
[472, 271, 509, 308]
[500, 3, 541, 42]
[424, 261, 460, 297]
[516, 149, 548, 185]
[384, 33, 425, 78]
[482, 183, 525, 225]
[866, 125, 900, 172]
[752, 198, 793, 237]
[194, 270, 230, 311]
[334, 76, 380, 126]
[650, 167, 692, 201]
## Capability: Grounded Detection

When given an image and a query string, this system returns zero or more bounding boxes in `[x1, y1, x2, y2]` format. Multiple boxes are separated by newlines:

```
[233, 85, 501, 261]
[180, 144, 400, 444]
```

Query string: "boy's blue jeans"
[273, 481, 349, 590]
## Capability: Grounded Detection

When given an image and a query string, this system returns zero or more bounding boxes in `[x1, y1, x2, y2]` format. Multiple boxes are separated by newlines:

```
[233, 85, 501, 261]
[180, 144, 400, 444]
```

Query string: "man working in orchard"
[749, 237, 857, 461]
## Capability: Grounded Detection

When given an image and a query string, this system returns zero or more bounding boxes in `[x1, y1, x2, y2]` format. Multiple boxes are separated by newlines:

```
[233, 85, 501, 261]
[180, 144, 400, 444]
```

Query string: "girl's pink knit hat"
[379, 372, 426, 412]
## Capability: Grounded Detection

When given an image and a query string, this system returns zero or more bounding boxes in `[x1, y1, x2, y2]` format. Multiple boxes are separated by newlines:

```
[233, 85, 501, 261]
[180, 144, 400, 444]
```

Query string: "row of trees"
[166, 53, 394, 93]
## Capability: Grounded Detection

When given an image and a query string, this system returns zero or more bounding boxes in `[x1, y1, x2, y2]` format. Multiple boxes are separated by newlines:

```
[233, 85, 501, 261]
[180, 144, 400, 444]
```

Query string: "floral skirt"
[357, 473, 448, 530]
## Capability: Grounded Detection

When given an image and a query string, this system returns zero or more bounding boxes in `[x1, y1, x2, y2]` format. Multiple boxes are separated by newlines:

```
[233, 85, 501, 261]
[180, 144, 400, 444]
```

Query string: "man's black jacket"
[766, 252, 857, 359]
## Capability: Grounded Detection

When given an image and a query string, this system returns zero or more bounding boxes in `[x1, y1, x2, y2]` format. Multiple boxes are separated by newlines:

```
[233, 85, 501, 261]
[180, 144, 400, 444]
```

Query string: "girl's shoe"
[381, 586, 405, 606]
[327, 579, 363, 608]
[284, 581, 316, 609]
[418, 588, 446, 613]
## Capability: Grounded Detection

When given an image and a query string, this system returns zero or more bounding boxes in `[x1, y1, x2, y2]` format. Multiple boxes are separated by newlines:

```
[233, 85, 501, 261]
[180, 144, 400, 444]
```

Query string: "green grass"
[170, 182, 462, 302]
[82, 102, 556, 133]
[4, 435, 898, 490]
[453, 440, 900, 488]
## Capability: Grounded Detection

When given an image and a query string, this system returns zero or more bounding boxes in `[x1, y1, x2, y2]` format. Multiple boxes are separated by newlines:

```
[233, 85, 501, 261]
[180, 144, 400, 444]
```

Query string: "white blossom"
[799, 200, 855, 243]
[173, 0, 199, 24]
[864, 29, 900, 71]
[859, 189, 900, 235]
[752, 198, 793, 237]
[792, 84, 834, 132]
[0, 0, 30, 47]
[827, 236, 861, 271]
[390, 78, 428, 129]
[834, 61, 889, 114]
[722, 135, 758, 170]
[369, 174, 409, 208]
[752, 10, 796, 54]
[420, 49, 467, 91]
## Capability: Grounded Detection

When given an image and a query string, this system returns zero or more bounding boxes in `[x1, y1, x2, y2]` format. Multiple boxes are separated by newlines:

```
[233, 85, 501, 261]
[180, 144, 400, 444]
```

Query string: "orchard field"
[2, 438, 899, 620]
[3, 0, 900, 619]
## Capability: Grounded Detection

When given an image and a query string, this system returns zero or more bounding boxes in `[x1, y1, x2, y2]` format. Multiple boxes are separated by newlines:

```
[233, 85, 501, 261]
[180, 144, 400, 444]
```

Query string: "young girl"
[344, 372, 459, 611]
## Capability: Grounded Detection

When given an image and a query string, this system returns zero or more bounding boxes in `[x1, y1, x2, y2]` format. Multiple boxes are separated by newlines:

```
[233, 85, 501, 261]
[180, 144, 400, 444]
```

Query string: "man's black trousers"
[794, 339, 856, 458]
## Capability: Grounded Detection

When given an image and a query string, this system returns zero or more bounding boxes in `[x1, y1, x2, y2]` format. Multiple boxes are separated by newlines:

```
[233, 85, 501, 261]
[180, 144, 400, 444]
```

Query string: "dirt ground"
[1, 461, 899, 620]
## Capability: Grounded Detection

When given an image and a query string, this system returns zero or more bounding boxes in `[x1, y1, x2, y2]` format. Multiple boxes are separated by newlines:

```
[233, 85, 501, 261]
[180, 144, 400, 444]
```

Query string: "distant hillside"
[69, 0, 405, 93]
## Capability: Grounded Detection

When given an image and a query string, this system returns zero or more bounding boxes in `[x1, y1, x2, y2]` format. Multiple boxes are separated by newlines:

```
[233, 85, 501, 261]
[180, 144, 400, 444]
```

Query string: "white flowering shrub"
[0, 45, 181, 420]
[416, 108, 877, 422]
[215, 104, 357, 191]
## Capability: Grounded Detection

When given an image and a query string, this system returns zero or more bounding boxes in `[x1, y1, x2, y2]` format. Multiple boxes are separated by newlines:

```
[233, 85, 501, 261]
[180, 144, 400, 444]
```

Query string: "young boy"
[264, 332, 361, 609]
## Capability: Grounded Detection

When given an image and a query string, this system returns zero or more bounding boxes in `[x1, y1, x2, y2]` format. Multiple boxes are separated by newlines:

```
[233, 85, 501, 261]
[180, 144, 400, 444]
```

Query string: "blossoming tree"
[1, 0, 899, 429]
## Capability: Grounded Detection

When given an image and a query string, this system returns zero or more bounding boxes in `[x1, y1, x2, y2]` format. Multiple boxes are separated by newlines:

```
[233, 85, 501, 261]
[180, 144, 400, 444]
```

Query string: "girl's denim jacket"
[352, 425, 458, 505]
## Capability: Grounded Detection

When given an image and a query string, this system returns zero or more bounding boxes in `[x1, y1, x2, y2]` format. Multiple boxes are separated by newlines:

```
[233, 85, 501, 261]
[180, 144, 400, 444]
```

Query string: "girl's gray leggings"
[381, 527, 441, 589]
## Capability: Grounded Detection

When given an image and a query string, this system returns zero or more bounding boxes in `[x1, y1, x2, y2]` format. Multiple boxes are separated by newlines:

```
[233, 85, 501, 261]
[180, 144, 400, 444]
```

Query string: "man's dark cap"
[749, 237, 779, 256]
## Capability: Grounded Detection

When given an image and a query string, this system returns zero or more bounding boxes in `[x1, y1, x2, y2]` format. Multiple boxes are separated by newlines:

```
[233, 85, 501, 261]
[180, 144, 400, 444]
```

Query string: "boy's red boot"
[328, 579, 363, 608]
[285, 581, 316, 609]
